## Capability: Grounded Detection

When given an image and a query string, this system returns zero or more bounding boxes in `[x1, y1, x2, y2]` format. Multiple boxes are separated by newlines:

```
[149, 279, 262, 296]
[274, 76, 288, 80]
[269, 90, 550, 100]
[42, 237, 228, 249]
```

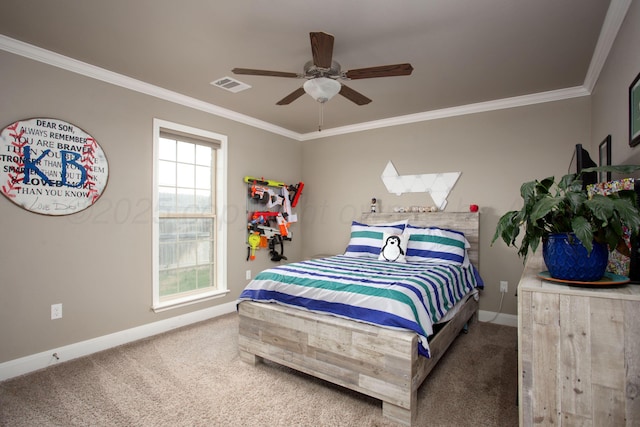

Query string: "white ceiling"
[0, 0, 626, 138]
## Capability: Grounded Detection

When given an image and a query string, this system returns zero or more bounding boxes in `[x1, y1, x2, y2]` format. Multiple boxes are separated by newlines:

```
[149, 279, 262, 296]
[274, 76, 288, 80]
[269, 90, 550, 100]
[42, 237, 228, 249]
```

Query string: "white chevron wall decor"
[381, 161, 460, 210]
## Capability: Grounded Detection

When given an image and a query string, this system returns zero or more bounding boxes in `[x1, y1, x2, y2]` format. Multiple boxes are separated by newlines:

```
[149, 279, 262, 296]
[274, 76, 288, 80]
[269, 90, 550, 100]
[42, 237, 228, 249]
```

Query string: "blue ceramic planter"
[542, 233, 608, 282]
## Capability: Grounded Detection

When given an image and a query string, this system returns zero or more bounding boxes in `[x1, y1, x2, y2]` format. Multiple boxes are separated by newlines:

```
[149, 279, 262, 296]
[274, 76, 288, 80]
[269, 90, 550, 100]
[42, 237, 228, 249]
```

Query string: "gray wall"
[2, 0, 639, 365]
[591, 0, 640, 166]
[0, 52, 302, 363]
[299, 98, 591, 318]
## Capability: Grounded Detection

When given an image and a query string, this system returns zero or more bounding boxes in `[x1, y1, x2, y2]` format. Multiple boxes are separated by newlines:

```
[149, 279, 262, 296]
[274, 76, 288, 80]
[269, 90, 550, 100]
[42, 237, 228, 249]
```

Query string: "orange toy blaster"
[250, 184, 287, 208]
[251, 211, 291, 238]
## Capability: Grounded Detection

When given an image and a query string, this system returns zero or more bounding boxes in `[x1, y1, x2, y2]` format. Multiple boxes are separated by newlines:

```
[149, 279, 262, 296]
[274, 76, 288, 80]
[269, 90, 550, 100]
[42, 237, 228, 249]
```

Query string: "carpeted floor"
[0, 313, 518, 427]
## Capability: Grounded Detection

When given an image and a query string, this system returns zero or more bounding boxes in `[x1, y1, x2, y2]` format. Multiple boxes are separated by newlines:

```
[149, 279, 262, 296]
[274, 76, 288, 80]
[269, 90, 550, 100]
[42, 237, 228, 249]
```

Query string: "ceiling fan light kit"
[303, 77, 341, 103]
[232, 31, 413, 130]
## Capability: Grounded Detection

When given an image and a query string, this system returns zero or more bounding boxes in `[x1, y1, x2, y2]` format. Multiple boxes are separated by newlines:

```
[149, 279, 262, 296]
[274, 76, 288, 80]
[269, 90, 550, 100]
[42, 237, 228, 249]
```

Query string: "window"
[152, 119, 227, 311]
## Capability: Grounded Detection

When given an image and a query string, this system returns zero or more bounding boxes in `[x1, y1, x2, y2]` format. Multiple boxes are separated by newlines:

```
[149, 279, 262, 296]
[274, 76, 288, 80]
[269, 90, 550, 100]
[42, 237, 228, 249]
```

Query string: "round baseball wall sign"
[0, 118, 109, 215]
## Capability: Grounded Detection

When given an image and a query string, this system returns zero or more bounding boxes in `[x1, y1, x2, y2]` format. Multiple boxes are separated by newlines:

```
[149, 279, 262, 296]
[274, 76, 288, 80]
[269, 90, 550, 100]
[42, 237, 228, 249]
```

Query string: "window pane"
[158, 160, 176, 186]
[196, 266, 212, 288]
[159, 219, 178, 240]
[159, 269, 178, 296]
[176, 163, 195, 188]
[195, 190, 211, 213]
[197, 240, 211, 264]
[157, 135, 215, 215]
[177, 141, 194, 163]
[195, 145, 211, 166]
[197, 218, 213, 237]
[195, 165, 210, 189]
[158, 217, 214, 297]
[159, 138, 176, 161]
[177, 218, 197, 240]
[158, 187, 176, 213]
[177, 268, 200, 293]
[178, 241, 197, 267]
[159, 242, 177, 268]
[155, 125, 221, 305]
[177, 188, 196, 212]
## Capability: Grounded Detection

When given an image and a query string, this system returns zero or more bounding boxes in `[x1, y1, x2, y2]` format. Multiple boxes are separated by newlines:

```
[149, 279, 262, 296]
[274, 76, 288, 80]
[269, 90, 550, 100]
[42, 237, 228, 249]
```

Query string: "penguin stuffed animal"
[380, 235, 405, 262]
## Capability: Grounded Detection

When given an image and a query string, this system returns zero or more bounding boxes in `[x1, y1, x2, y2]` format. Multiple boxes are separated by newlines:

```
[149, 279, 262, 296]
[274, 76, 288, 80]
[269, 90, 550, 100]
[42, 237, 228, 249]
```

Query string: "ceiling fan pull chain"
[318, 102, 324, 132]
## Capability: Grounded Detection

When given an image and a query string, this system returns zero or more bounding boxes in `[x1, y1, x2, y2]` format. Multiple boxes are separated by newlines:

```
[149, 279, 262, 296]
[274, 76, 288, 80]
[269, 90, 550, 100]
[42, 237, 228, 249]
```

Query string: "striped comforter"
[238, 255, 483, 357]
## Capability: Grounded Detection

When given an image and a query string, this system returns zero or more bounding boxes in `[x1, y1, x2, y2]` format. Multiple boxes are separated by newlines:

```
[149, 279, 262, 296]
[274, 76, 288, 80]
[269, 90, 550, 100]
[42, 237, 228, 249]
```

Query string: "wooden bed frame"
[238, 212, 480, 426]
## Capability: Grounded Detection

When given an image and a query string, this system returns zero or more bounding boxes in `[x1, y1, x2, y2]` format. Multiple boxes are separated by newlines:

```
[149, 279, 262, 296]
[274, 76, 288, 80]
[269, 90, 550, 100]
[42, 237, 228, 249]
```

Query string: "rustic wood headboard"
[359, 212, 480, 268]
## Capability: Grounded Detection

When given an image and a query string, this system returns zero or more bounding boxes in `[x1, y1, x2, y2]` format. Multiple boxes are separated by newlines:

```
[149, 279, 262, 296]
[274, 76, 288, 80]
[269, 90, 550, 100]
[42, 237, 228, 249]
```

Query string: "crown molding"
[583, 0, 632, 93]
[0, 34, 299, 141]
[299, 86, 591, 140]
[301, 0, 630, 141]
[1, 0, 629, 143]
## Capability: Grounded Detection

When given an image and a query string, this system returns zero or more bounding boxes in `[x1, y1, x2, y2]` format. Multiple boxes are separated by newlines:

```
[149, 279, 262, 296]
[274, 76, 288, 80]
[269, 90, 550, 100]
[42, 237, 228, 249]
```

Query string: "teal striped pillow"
[405, 225, 468, 265]
[344, 221, 407, 258]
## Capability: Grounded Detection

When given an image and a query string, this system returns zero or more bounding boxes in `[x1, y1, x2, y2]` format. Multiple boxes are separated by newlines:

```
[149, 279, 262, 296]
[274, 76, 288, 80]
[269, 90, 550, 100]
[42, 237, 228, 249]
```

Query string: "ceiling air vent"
[210, 76, 251, 93]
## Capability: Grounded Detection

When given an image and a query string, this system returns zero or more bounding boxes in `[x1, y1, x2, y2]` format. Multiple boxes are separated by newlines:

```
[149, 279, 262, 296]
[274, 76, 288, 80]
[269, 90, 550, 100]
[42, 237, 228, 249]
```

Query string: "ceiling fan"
[232, 31, 414, 107]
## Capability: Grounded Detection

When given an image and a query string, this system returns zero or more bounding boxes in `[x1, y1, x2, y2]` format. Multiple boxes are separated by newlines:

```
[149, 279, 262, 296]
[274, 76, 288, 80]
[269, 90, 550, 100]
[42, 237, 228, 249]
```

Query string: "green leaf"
[571, 216, 593, 253]
[558, 174, 576, 191]
[565, 191, 586, 213]
[492, 165, 640, 262]
[530, 197, 562, 222]
[520, 181, 536, 205]
[613, 198, 640, 235]
[581, 165, 640, 176]
[492, 211, 519, 246]
[537, 177, 555, 193]
[585, 195, 614, 227]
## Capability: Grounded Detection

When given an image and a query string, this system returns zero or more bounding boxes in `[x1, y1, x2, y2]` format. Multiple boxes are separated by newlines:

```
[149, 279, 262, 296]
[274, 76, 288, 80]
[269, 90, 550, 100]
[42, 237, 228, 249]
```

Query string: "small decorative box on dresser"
[518, 252, 640, 426]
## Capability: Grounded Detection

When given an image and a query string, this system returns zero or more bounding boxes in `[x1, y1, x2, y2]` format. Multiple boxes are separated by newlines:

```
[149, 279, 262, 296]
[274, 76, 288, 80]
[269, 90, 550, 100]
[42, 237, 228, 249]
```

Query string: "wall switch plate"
[51, 303, 62, 319]
[500, 281, 508, 293]
[245, 270, 251, 280]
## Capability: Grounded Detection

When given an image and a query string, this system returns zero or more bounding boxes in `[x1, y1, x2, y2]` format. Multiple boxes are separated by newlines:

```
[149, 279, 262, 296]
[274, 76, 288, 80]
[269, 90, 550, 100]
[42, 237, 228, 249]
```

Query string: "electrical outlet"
[500, 281, 508, 293]
[51, 303, 62, 320]
[245, 270, 252, 280]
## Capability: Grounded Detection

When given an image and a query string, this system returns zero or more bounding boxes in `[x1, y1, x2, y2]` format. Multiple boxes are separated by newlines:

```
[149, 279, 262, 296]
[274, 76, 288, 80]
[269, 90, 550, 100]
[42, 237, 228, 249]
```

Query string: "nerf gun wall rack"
[245, 176, 304, 262]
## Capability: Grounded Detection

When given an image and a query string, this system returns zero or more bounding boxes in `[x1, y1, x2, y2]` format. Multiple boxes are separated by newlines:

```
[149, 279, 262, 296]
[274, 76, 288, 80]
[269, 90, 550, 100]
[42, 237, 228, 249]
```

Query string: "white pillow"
[404, 225, 469, 266]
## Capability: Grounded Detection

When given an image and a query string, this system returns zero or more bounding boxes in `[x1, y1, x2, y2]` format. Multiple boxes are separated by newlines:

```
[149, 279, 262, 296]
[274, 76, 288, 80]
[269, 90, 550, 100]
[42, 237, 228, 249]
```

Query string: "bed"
[237, 212, 481, 426]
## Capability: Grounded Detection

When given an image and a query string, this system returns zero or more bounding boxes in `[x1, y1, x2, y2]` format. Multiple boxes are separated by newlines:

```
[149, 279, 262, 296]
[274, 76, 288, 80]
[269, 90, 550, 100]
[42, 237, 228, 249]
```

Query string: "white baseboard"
[1, 304, 515, 382]
[0, 301, 237, 382]
[478, 310, 518, 327]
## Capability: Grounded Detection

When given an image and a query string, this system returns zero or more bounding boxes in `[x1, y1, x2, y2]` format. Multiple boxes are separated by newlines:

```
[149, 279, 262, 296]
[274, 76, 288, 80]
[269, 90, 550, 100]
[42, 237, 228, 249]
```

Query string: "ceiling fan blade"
[232, 68, 299, 78]
[345, 63, 414, 79]
[339, 84, 372, 105]
[276, 87, 306, 105]
[310, 32, 334, 69]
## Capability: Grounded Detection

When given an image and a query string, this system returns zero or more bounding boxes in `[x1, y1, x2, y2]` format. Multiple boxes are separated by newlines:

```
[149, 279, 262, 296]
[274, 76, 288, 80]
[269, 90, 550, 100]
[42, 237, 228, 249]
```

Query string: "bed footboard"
[238, 296, 479, 426]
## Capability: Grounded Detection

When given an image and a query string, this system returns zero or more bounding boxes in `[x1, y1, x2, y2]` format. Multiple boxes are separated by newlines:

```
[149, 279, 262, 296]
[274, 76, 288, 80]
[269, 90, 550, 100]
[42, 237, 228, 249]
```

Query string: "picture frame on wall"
[599, 134, 612, 182]
[630, 71, 640, 147]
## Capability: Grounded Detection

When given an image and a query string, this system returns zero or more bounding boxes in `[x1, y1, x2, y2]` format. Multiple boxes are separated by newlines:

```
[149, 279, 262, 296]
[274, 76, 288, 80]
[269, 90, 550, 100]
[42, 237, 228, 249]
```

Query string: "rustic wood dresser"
[518, 252, 640, 425]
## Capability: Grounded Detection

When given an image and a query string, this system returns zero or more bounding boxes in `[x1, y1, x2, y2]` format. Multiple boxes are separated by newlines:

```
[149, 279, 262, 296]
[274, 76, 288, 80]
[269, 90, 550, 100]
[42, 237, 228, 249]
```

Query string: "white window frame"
[152, 119, 228, 312]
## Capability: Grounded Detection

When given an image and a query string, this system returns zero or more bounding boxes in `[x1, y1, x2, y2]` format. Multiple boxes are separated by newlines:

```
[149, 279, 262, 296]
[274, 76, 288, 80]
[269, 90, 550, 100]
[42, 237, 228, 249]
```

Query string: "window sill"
[152, 289, 230, 313]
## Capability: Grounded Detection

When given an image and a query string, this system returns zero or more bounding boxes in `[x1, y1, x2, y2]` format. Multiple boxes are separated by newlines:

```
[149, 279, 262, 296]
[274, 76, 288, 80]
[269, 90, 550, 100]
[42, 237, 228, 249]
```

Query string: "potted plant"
[492, 165, 640, 281]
